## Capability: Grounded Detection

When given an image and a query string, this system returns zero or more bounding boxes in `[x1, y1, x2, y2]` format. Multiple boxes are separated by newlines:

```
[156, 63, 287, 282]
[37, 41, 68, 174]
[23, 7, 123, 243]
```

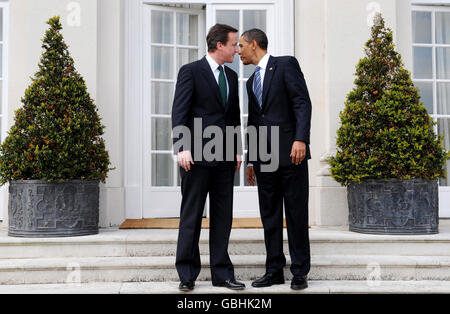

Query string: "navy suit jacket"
[246, 56, 312, 168]
[172, 57, 241, 166]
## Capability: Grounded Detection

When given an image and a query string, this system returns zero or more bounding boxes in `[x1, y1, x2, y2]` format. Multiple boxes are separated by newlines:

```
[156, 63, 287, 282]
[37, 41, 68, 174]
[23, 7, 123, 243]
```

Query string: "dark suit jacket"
[246, 56, 312, 168]
[172, 57, 241, 166]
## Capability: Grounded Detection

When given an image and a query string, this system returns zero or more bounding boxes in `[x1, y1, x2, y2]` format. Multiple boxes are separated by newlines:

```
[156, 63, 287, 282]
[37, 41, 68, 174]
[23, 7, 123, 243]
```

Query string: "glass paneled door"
[412, 6, 450, 218]
[143, 5, 205, 218]
[211, 4, 275, 218]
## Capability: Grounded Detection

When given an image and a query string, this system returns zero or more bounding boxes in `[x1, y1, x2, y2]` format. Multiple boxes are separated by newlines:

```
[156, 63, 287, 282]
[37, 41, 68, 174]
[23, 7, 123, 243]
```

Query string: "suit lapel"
[200, 57, 224, 112]
[261, 56, 276, 111]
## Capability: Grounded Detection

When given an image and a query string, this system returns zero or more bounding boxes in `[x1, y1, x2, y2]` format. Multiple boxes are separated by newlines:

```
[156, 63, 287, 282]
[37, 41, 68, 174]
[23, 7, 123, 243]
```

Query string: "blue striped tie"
[253, 66, 263, 108]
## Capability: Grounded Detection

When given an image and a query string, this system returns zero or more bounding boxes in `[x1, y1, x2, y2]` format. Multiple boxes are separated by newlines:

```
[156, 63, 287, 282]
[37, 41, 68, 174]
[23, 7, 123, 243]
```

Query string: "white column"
[124, 0, 144, 219]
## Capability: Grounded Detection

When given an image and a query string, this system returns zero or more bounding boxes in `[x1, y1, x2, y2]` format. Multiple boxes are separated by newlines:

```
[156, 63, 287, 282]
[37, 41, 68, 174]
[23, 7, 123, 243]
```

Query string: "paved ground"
[1, 280, 450, 294]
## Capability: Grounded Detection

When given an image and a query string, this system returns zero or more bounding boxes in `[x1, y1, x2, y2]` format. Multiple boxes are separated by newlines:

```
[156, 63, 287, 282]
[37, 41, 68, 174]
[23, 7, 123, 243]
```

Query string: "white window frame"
[412, 4, 450, 218]
[0, 2, 8, 222]
[144, 5, 206, 193]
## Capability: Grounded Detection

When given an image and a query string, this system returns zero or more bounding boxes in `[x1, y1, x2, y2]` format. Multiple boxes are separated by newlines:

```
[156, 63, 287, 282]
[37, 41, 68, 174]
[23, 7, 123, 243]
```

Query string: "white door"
[143, 5, 206, 218]
[412, 6, 450, 218]
[141, 2, 289, 219]
[210, 4, 276, 218]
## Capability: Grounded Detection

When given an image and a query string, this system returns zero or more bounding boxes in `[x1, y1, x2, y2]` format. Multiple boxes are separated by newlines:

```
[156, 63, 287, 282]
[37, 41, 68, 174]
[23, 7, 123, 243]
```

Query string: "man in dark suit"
[172, 24, 245, 291]
[239, 29, 312, 291]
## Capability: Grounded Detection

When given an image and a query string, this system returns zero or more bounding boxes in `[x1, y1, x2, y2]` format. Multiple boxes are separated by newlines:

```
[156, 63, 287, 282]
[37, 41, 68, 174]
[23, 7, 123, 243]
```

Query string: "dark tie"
[253, 66, 263, 108]
[218, 66, 227, 108]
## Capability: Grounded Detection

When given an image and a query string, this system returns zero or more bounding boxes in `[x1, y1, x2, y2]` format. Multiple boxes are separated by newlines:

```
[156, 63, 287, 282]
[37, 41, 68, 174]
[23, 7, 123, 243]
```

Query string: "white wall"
[295, 0, 413, 226]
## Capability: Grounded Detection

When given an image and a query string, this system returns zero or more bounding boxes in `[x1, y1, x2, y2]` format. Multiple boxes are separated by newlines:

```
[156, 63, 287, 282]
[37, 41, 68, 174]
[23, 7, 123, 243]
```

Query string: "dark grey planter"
[8, 180, 99, 238]
[347, 179, 439, 235]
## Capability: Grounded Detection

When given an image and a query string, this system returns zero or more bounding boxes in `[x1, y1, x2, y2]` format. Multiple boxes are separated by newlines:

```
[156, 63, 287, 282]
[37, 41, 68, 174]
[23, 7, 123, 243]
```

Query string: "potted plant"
[328, 13, 450, 235]
[0, 16, 113, 237]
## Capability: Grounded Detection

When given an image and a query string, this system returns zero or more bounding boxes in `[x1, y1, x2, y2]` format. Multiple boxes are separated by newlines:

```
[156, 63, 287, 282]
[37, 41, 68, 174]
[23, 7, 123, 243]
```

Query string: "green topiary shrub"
[328, 13, 450, 186]
[0, 16, 114, 185]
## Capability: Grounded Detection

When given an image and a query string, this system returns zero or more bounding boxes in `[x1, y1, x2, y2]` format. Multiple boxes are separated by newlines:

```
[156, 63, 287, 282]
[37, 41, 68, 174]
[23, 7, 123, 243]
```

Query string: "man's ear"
[252, 40, 258, 50]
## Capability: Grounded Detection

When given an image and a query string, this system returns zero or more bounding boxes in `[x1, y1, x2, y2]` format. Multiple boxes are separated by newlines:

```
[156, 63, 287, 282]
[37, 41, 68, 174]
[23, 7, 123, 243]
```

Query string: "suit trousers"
[176, 162, 236, 284]
[254, 160, 311, 277]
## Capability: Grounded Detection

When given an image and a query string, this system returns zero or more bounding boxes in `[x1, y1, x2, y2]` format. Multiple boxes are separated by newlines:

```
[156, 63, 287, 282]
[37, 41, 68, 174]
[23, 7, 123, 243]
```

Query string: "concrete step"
[1, 254, 450, 285]
[1, 223, 450, 259]
[1, 280, 450, 294]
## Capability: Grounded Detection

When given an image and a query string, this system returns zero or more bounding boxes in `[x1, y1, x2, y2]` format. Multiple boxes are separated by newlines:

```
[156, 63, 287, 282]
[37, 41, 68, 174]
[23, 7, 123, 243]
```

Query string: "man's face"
[238, 36, 254, 65]
[219, 32, 239, 63]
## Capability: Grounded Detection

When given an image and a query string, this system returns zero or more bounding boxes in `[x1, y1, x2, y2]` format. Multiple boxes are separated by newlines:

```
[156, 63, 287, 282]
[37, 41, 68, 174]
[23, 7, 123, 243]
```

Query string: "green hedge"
[0, 17, 114, 185]
[328, 13, 449, 186]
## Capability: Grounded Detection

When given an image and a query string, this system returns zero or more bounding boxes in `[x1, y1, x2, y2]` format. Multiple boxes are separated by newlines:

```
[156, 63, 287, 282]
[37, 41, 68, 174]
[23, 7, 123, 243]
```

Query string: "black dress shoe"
[252, 271, 285, 288]
[291, 276, 308, 290]
[179, 281, 195, 292]
[213, 279, 246, 290]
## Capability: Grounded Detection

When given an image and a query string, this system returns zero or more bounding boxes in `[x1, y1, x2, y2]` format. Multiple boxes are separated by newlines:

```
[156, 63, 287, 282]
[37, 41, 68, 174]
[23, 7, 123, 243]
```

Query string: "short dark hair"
[207, 24, 238, 52]
[241, 28, 268, 50]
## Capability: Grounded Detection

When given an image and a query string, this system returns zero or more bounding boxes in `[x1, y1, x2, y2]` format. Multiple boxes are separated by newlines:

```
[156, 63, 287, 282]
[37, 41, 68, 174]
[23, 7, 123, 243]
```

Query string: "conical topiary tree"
[328, 13, 450, 186]
[0, 16, 113, 185]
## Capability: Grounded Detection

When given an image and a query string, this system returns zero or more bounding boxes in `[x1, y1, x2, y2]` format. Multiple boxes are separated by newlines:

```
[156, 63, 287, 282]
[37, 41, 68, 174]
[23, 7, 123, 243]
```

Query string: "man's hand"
[246, 166, 256, 186]
[235, 155, 242, 174]
[291, 141, 306, 165]
[178, 151, 194, 172]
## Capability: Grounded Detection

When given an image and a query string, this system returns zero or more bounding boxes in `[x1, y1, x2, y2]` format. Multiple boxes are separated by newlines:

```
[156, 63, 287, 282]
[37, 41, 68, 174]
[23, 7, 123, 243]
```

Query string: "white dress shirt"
[205, 54, 229, 99]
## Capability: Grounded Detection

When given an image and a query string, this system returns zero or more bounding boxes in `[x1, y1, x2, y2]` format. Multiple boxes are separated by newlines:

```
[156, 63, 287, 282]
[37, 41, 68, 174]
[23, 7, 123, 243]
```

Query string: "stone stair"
[0, 221, 450, 286]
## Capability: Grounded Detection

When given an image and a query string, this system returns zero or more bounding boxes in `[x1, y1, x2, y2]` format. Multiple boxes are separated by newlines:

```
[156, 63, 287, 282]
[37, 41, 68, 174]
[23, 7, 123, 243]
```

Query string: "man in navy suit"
[239, 29, 312, 290]
[172, 24, 245, 291]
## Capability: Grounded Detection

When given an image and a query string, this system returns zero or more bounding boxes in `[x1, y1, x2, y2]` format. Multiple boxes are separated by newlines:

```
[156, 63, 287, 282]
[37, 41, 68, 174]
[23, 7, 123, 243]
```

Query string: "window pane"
[227, 54, 240, 77]
[415, 81, 433, 114]
[151, 11, 173, 44]
[216, 10, 239, 30]
[177, 48, 198, 73]
[152, 82, 174, 115]
[0, 9, 3, 42]
[436, 47, 450, 79]
[412, 11, 431, 44]
[244, 64, 256, 79]
[413, 47, 433, 79]
[234, 171, 240, 186]
[437, 83, 450, 115]
[152, 154, 174, 187]
[436, 12, 450, 45]
[0, 44, 2, 78]
[243, 81, 249, 114]
[438, 119, 450, 187]
[243, 10, 267, 32]
[152, 118, 172, 151]
[152, 47, 174, 79]
[177, 13, 198, 46]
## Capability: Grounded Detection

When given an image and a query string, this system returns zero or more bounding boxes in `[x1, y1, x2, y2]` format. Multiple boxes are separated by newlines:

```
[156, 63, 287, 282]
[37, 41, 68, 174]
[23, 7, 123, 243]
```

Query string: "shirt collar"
[206, 54, 223, 72]
[257, 53, 271, 70]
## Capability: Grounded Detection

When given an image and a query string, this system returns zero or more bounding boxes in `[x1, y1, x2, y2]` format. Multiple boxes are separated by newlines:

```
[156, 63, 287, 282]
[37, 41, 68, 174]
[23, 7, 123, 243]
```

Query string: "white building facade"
[0, 0, 449, 230]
